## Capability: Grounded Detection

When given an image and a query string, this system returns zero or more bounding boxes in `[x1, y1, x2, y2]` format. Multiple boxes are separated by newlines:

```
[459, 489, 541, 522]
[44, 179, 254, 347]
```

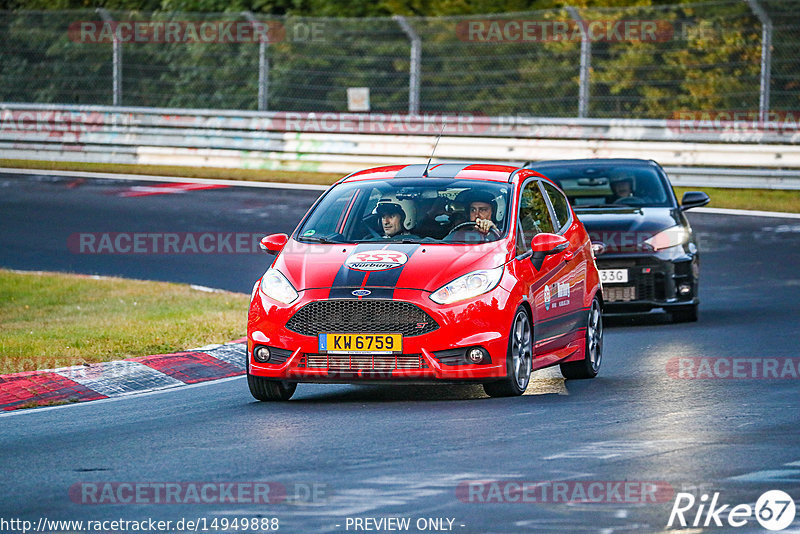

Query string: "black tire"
[671, 304, 698, 323]
[483, 307, 533, 398]
[246, 357, 296, 401]
[560, 297, 603, 380]
[247, 373, 297, 401]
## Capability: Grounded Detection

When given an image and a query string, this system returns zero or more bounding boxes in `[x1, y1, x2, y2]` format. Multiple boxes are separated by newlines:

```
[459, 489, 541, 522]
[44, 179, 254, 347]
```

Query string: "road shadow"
[603, 311, 673, 328]
[287, 383, 488, 403]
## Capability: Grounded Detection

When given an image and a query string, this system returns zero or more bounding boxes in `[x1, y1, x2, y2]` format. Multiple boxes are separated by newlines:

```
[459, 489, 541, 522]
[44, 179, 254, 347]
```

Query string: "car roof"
[342, 163, 541, 183]
[526, 158, 658, 169]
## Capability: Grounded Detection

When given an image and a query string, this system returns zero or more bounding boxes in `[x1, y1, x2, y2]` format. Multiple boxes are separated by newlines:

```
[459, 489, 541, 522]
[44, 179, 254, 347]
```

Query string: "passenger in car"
[375, 196, 418, 239]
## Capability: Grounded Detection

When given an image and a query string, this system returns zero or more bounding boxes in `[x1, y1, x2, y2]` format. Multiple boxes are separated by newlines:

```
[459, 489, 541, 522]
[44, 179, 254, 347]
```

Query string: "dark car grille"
[599, 259, 665, 303]
[286, 299, 439, 337]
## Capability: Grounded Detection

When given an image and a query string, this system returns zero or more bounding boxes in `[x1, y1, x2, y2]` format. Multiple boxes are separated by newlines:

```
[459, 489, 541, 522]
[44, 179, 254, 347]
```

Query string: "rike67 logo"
[668, 490, 796, 530]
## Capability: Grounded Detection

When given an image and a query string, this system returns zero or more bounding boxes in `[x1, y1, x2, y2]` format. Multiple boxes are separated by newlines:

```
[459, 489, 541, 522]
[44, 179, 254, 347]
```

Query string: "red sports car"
[247, 163, 604, 400]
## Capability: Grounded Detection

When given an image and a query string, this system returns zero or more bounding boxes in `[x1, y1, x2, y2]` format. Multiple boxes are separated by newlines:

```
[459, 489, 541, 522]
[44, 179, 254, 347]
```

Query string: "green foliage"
[0, 1, 797, 117]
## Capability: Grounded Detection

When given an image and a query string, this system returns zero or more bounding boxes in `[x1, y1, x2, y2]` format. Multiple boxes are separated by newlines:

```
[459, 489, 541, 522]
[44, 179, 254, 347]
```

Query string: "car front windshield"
[295, 178, 512, 244]
[535, 166, 672, 208]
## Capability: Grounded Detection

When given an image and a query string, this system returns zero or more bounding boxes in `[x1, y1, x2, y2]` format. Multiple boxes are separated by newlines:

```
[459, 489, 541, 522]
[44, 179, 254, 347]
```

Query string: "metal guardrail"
[663, 167, 800, 190]
[3, 103, 799, 144]
[2, 103, 800, 189]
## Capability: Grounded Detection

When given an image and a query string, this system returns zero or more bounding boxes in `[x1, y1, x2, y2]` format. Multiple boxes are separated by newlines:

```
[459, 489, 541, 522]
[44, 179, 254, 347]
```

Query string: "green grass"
[0, 270, 249, 375]
[1, 159, 798, 213]
[674, 186, 800, 213]
[0, 159, 342, 186]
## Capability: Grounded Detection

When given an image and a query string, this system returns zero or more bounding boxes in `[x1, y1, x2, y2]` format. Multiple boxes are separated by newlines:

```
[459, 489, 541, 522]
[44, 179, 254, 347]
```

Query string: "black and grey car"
[525, 158, 709, 322]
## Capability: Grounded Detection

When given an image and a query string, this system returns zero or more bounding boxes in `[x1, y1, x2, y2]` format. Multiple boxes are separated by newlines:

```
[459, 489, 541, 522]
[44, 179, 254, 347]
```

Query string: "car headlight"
[259, 268, 299, 304]
[644, 225, 689, 251]
[430, 266, 504, 305]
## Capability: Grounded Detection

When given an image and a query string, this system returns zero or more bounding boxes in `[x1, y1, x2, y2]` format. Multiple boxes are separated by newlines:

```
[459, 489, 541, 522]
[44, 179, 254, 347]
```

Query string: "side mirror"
[260, 233, 288, 255]
[530, 233, 569, 270]
[531, 233, 569, 255]
[680, 191, 710, 211]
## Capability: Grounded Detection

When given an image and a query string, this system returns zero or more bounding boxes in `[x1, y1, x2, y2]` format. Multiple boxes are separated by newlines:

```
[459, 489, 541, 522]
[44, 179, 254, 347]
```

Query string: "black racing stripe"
[328, 243, 420, 299]
[534, 307, 589, 345]
[429, 163, 472, 178]
[328, 243, 381, 299]
[393, 164, 428, 178]
[363, 243, 420, 289]
[393, 163, 472, 179]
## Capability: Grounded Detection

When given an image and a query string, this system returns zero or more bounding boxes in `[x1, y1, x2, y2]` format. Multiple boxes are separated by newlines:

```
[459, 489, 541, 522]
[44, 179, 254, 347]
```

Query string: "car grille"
[305, 354, 427, 371]
[598, 259, 664, 302]
[286, 299, 439, 336]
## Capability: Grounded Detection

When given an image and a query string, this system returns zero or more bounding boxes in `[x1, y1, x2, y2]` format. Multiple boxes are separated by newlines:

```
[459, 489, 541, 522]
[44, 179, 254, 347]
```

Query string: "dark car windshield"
[533, 165, 673, 208]
[295, 178, 512, 244]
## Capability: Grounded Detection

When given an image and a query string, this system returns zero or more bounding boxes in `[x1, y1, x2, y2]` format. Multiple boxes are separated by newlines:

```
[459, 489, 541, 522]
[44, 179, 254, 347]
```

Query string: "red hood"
[273, 239, 512, 293]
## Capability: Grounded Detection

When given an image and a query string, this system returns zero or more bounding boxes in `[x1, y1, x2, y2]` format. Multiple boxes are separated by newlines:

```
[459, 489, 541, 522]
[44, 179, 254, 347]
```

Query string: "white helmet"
[375, 195, 416, 231]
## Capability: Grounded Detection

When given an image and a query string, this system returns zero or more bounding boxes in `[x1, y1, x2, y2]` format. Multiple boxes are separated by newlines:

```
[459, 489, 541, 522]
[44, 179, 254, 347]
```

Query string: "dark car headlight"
[644, 226, 689, 251]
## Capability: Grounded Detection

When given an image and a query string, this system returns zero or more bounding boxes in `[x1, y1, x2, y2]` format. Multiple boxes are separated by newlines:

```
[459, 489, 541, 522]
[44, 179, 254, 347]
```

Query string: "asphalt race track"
[1, 171, 799, 533]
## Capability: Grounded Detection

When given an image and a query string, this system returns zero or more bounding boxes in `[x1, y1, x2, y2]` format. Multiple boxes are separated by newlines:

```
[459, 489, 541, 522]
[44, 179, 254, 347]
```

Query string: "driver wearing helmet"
[467, 190, 498, 235]
[447, 189, 501, 242]
[375, 195, 417, 238]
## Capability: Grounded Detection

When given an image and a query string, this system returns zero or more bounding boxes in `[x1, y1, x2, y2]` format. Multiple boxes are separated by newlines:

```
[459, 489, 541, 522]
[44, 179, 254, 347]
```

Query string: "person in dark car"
[609, 175, 635, 202]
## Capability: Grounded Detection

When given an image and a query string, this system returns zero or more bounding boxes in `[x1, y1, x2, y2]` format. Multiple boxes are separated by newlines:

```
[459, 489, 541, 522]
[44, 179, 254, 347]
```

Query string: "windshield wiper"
[353, 238, 424, 244]
[297, 236, 333, 244]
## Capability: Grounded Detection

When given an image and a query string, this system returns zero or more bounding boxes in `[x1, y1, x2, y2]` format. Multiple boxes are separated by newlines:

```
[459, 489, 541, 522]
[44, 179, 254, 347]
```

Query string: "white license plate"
[599, 269, 628, 284]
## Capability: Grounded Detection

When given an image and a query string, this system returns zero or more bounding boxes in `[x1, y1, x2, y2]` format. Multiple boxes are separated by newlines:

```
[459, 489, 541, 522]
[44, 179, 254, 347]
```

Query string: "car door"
[511, 179, 570, 356]
[540, 181, 588, 350]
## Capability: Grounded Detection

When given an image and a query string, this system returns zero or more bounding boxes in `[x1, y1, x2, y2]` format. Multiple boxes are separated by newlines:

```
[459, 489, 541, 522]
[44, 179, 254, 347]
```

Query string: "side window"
[542, 182, 570, 232]
[515, 221, 527, 256]
[518, 180, 555, 250]
[342, 188, 381, 239]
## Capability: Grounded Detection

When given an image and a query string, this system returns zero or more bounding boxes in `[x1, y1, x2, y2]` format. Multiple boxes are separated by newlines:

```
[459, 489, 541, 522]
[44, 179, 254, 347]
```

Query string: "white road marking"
[0, 167, 330, 191]
[728, 460, 800, 482]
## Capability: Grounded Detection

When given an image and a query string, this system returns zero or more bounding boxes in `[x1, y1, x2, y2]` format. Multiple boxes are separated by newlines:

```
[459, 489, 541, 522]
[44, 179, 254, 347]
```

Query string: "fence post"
[393, 15, 421, 115]
[566, 7, 591, 118]
[243, 12, 269, 111]
[97, 8, 121, 106]
[746, 0, 772, 122]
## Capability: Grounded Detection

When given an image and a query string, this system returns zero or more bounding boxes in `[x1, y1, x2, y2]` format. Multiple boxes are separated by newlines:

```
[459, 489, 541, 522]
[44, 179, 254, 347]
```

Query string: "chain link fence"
[1, 0, 798, 119]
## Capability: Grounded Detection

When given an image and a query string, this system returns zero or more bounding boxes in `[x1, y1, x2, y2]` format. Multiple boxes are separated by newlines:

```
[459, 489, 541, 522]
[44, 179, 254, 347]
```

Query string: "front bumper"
[597, 250, 699, 313]
[247, 286, 516, 383]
